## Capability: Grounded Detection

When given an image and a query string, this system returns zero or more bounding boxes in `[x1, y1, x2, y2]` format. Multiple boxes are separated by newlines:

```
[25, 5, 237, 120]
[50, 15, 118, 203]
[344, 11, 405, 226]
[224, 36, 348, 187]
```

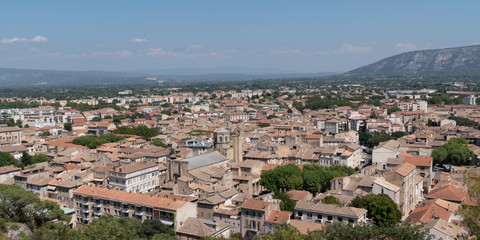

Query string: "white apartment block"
[108, 161, 159, 193]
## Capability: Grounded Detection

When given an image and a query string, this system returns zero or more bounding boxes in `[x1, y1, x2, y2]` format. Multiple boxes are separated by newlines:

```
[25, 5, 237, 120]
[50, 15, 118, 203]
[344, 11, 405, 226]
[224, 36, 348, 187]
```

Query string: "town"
[0, 83, 478, 239]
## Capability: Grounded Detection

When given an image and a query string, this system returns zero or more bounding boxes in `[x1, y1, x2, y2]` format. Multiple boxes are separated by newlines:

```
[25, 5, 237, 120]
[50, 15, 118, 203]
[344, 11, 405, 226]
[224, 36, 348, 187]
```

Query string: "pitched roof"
[241, 199, 270, 212]
[175, 217, 216, 237]
[111, 161, 157, 174]
[404, 203, 451, 224]
[403, 156, 432, 167]
[287, 190, 311, 201]
[288, 219, 323, 234]
[426, 185, 467, 203]
[182, 151, 229, 171]
[74, 185, 186, 211]
[266, 210, 291, 224]
[394, 162, 416, 176]
[295, 201, 366, 218]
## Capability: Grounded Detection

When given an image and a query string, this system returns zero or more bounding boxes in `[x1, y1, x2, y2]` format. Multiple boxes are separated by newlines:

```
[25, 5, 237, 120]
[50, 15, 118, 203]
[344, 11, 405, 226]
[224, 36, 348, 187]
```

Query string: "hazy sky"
[1, 1, 479, 73]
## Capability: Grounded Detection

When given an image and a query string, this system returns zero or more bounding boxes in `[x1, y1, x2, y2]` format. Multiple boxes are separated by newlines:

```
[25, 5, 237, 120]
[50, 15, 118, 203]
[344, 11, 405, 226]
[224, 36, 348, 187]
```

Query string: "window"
[338, 217, 343, 222]
[317, 215, 322, 219]
[328, 216, 332, 220]
[307, 212, 313, 219]
[349, 219, 354, 223]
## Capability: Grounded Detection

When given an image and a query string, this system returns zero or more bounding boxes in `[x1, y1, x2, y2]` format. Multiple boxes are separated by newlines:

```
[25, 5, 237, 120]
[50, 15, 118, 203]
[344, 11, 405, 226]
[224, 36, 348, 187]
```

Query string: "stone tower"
[213, 127, 230, 156]
[232, 125, 243, 163]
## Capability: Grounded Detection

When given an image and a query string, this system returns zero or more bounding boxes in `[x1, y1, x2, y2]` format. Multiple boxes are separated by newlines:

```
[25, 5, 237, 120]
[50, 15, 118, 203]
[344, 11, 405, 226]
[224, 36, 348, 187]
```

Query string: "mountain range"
[345, 45, 480, 77]
[1, 45, 480, 87]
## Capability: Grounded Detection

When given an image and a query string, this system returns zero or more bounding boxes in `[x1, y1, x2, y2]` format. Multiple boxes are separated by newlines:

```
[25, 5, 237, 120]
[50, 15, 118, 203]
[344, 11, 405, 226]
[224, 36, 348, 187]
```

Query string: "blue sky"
[1, 1, 479, 73]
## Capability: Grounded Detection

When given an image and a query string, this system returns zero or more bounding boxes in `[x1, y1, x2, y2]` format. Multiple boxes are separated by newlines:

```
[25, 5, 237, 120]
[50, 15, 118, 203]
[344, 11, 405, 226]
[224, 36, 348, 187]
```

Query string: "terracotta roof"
[394, 162, 416, 176]
[427, 185, 467, 203]
[74, 185, 186, 211]
[404, 203, 451, 224]
[111, 161, 157, 174]
[0, 165, 20, 174]
[295, 201, 366, 218]
[241, 199, 270, 212]
[266, 210, 291, 224]
[175, 217, 216, 237]
[403, 156, 432, 167]
[287, 190, 311, 201]
[289, 219, 323, 234]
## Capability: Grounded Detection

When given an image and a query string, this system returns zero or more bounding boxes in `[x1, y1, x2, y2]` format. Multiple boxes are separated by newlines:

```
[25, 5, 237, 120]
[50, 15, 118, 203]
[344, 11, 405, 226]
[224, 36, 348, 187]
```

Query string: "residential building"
[73, 185, 197, 229]
[108, 161, 159, 193]
[294, 200, 367, 225]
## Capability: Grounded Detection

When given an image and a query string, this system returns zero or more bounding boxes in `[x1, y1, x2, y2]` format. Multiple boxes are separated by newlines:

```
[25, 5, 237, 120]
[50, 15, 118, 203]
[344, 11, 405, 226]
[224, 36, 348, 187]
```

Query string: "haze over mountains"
[1, 45, 480, 87]
[345, 45, 480, 77]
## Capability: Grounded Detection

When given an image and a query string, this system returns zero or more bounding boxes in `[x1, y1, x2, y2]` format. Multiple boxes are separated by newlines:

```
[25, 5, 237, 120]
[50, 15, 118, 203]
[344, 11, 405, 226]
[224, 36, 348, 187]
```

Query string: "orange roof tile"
[74, 185, 186, 211]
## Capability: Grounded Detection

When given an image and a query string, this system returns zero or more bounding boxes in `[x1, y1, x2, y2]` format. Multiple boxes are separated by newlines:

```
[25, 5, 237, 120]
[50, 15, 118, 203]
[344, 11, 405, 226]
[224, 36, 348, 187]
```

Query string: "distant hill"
[0, 67, 335, 87]
[0, 68, 152, 87]
[345, 45, 480, 77]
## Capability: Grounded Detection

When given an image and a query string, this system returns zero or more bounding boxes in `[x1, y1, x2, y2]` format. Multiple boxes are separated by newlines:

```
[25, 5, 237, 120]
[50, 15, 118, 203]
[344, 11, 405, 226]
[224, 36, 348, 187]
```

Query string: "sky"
[1, 1, 480, 73]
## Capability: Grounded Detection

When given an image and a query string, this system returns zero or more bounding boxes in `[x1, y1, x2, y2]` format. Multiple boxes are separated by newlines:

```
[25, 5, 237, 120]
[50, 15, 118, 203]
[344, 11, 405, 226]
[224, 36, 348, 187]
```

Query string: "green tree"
[263, 224, 304, 240]
[114, 125, 159, 140]
[273, 191, 296, 212]
[292, 101, 305, 111]
[350, 194, 401, 226]
[74, 216, 142, 240]
[459, 171, 480, 238]
[258, 123, 270, 128]
[0, 152, 18, 167]
[387, 107, 402, 115]
[309, 222, 426, 240]
[139, 219, 176, 239]
[321, 196, 342, 205]
[41, 131, 51, 137]
[72, 134, 127, 149]
[432, 138, 473, 165]
[20, 151, 33, 166]
[260, 165, 303, 192]
[63, 123, 72, 131]
[150, 140, 167, 148]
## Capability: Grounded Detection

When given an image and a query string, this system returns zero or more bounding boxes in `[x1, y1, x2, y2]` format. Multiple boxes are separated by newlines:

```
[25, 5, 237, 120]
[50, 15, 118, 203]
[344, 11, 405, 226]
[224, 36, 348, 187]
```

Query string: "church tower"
[213, 127, 230, 156]
[232, 125, 243, 163]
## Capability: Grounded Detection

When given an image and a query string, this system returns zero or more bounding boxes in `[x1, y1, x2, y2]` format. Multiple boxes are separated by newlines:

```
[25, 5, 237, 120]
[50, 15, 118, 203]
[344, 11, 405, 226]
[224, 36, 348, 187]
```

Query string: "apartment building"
[108, 161, 159, 193]
[0, 126, 22, 145]
[294, 201, 367, 225]
[240, 199, 275, 240]
[394, 100, 427, 112]
[73, 185, 196, 229]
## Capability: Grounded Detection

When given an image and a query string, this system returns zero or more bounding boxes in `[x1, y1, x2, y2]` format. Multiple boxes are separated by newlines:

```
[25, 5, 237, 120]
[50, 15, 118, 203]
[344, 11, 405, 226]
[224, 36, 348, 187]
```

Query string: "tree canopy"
[113, 125, 159, 139]
[72, 134, 127, 149]
[320, 196, 342, 205]
[432, 138, 473, 166]
[260, 164, 355, 195]
[349, 194, 401, 226]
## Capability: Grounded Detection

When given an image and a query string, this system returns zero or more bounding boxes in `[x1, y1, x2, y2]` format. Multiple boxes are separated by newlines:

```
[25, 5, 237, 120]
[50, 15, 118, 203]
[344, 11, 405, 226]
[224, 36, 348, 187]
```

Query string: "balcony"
[81, 201, 89, 206]
[94, 203, 101, 208]
[82, 208, 89, 213]
[122, 208, 129, 213]
[134, 210, 143, 216]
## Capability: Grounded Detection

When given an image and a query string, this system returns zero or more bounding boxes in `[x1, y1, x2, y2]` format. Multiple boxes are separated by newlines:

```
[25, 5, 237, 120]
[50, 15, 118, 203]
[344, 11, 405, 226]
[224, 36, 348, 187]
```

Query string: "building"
[0, 126, 22, 145]
[73, 185, 197, 229]
[0, 165, 21, 183]
[108, 161, 159, 193]
[240, 199, 275, 239]
[384, 163, 423, 216]
[294, 200, 367, 225]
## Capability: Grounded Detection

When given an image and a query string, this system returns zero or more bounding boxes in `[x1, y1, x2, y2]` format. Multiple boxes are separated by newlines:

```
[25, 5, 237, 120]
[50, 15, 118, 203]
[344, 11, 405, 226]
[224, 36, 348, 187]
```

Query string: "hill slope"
[0, 68, 153, 87]
[345, 45, 480, 77]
